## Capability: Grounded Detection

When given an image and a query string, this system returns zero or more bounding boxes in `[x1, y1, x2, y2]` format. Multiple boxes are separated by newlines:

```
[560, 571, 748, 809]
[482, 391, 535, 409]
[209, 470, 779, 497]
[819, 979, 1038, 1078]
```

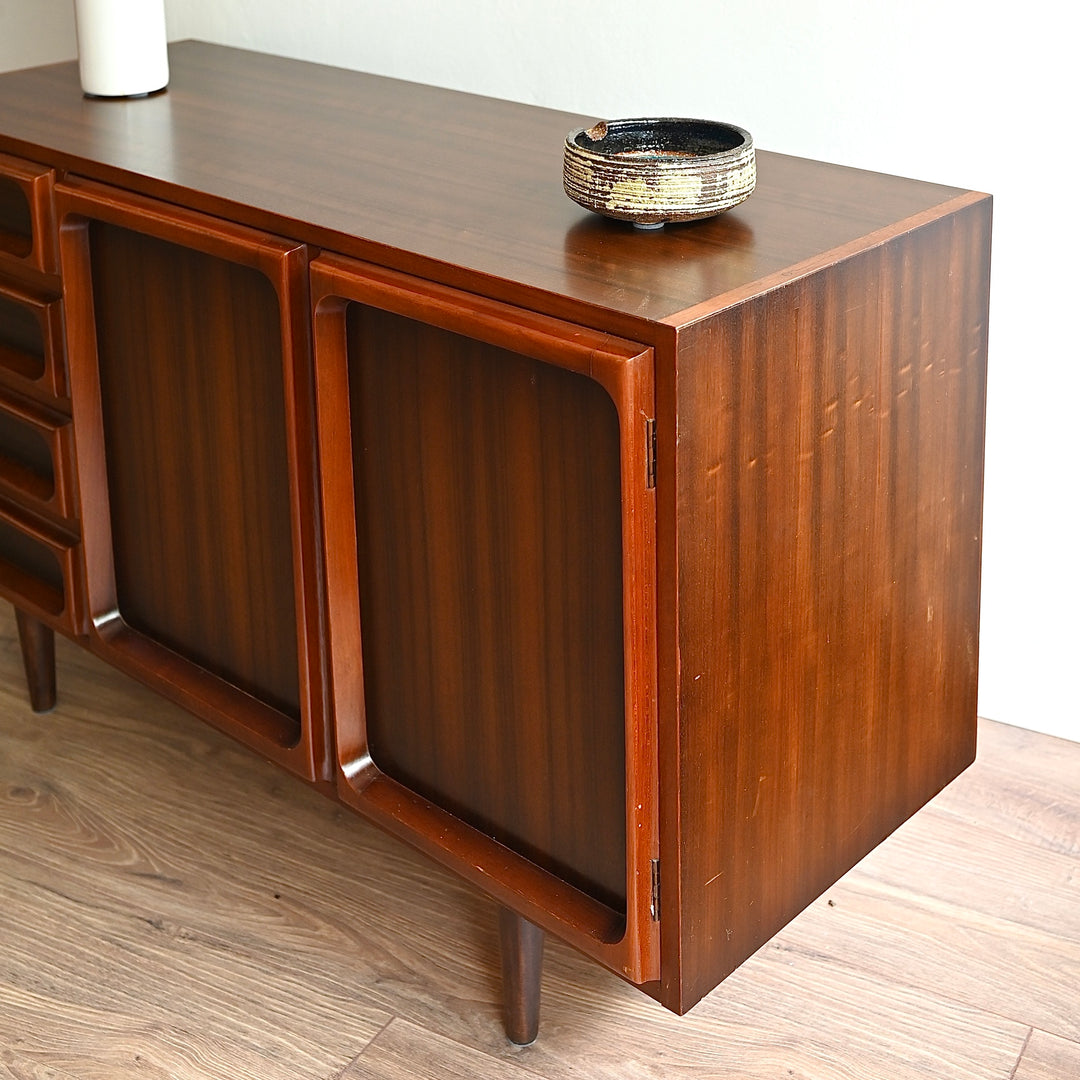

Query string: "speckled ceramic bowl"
[563, 117, 755, 229]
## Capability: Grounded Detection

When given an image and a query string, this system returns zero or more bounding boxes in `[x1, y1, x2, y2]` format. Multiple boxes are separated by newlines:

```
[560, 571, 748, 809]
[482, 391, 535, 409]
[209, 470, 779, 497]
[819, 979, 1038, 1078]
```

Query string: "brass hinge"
[650, 858, 661, 921]
[646, 418, 657, 490]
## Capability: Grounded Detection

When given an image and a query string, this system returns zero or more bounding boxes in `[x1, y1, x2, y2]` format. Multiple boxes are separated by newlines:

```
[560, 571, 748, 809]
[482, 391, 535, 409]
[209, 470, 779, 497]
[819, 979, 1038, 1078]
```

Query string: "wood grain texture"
[0, 391, 76, 524]
[3, 606, 1077, 1078]
[778, 725, 1080, 1048]
[0, 152, 56, 276]
[339, 1020, 541, 1080]
[1, 1047, 83, 1080]
[14, 609, 54, 712]
[311, 255, 659, 982]
[1013, 1031, 1080, 1080]
[781, 850, 1080, 1044]
[924, 719, 1080, 858]
[0, 288, 46, 382]
[498, 909, 544, 1046]
[0, 612, 392, 1079]
[0, 278, 67, 404]
[1, 43, 995, 1032]
[55, 178, 329, 780]
[88, 221, 300, 718]
[0, 505, 81, 633]
[663, 196, 991, 1010]
[0, 407, 55, 502]
[0, 177, 32, 258]
[0, 43, 971, 328]
[350, 304, 627, 908]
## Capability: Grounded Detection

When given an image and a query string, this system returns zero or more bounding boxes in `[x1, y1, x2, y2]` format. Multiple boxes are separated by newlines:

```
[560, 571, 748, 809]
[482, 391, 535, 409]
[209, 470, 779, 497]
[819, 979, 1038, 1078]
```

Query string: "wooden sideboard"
[0, 42, 991, 1044]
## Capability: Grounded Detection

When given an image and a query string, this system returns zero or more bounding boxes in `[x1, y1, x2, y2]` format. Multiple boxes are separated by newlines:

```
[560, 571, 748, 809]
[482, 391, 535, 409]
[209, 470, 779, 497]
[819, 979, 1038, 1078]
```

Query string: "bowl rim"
[564, 117, 753, 164]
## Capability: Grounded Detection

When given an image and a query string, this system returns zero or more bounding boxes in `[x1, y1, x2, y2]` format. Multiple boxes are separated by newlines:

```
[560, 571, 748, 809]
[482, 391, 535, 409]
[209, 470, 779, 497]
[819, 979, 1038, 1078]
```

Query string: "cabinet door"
[312, 254, 659, 983]
[56, 178, 327, 781]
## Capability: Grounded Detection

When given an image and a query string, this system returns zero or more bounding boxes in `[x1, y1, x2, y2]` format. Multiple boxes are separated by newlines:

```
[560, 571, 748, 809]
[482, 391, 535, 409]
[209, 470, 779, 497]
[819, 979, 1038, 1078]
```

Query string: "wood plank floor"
[0, 605, 1077, 1079]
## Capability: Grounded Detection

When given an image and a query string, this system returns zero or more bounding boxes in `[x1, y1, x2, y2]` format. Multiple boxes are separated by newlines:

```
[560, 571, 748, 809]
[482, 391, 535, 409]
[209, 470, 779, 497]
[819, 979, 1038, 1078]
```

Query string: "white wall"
[2, 2, 1077, 743]
[0, 0, 77, 70]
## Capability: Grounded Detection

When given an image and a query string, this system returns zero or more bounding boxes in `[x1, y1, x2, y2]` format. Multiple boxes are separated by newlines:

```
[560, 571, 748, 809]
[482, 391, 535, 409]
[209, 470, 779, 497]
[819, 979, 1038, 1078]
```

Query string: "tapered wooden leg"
[498, 907, 544, 1045]
[15, 609, 56, 713]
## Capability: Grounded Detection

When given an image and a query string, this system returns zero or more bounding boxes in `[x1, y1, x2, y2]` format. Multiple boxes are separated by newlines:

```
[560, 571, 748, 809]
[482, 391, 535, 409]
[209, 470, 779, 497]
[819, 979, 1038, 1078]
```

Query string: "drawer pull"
[0, 500, 81, 631]
[0, 152, 57, 275]
[0, 279, 67, 400]
[0, 392, 75, 518]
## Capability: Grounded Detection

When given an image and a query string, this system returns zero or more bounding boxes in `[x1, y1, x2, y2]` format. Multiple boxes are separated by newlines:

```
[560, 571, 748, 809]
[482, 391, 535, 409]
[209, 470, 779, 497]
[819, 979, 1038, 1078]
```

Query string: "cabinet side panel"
[348, 304, 628, 910]
[672, 199, 991, 1009]
[89, 221, 302, 722]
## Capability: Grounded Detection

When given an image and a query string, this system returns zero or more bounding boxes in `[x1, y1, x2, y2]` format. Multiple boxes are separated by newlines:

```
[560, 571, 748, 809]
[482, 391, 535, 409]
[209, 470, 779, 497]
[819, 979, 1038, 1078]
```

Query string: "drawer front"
[0, 278, 67, 402]
[311, 253, 660, 985]
[0, 391, 76, 521]
[0, 152, 57, 277]
[0, 500, 82, 633]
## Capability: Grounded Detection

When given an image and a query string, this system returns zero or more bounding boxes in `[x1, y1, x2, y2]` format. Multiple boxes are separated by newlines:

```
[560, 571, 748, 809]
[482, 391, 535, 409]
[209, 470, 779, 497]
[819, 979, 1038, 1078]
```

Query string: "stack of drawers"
[0, 151, 82, 635]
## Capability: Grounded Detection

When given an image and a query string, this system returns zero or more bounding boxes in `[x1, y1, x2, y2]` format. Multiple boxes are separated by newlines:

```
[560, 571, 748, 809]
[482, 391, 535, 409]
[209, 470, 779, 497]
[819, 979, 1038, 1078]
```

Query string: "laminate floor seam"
[332, 1016, 397, 1080]
[835, 874, 1079, 964]
[1015, 1029, 1080, 1080]
[763, 881, 1073, 1035]
[781, 892, 1080, 1047]
[1008, 1029, 1036, 1080]
[926, 798, 1080, 860]
[755, 934, 1036, 1054]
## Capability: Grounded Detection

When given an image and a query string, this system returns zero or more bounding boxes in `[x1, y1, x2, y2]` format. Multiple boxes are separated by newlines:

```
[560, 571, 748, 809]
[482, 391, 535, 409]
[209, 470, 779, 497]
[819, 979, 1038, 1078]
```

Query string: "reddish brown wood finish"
[0, 278, 68, 403]
[0, 151, 57, 276]
[0, 44, 992, 1035]
[0, 44, 969, 331]
[0, 500, 82, 632]
[0, 389, 76, 522]
[311, 255, 659, 983]
[54, 178, 329, 781]
[498, 908, 545, 1046]
[658, 197, 992, 1012]
[0, 151, 75, 641]
[352, 308, 627, 906]
[14, 606, 55, 711]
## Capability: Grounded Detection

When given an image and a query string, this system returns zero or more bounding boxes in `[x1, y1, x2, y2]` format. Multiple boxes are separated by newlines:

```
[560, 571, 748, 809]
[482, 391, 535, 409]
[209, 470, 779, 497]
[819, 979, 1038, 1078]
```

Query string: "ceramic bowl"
[563, 117, 755, 229]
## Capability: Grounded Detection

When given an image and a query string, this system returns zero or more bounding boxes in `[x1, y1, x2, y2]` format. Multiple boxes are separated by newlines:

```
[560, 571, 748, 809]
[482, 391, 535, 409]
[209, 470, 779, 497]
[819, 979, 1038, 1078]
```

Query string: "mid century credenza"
[0, 42, 990, 1043]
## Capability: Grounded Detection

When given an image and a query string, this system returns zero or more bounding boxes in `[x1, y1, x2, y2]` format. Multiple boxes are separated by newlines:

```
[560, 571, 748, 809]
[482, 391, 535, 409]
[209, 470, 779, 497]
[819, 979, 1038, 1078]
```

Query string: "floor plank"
[0, 1047, 83, 1080]
[340, 1020, 544, 1080]
[928, 722, 1080, 857]
[1013, 1030, 1080, 1080]
[772, 727, 1080, 1043]
[1, 607, 1077, 1078]
[516, 942, 1028, 1080]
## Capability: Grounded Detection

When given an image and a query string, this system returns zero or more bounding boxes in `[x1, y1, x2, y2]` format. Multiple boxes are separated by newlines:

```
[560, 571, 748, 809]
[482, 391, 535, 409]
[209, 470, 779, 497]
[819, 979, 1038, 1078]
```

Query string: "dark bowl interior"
[572, 119, 746, 159]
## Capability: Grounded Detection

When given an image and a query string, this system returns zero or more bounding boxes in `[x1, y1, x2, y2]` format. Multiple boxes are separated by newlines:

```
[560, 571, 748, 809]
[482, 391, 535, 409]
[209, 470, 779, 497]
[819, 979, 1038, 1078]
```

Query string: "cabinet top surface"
[0, 41, 978, 326]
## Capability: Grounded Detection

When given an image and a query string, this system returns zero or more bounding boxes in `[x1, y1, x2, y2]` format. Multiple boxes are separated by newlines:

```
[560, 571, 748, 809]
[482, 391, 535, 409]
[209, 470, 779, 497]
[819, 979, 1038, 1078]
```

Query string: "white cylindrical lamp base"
[73, 0, 170, 99]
